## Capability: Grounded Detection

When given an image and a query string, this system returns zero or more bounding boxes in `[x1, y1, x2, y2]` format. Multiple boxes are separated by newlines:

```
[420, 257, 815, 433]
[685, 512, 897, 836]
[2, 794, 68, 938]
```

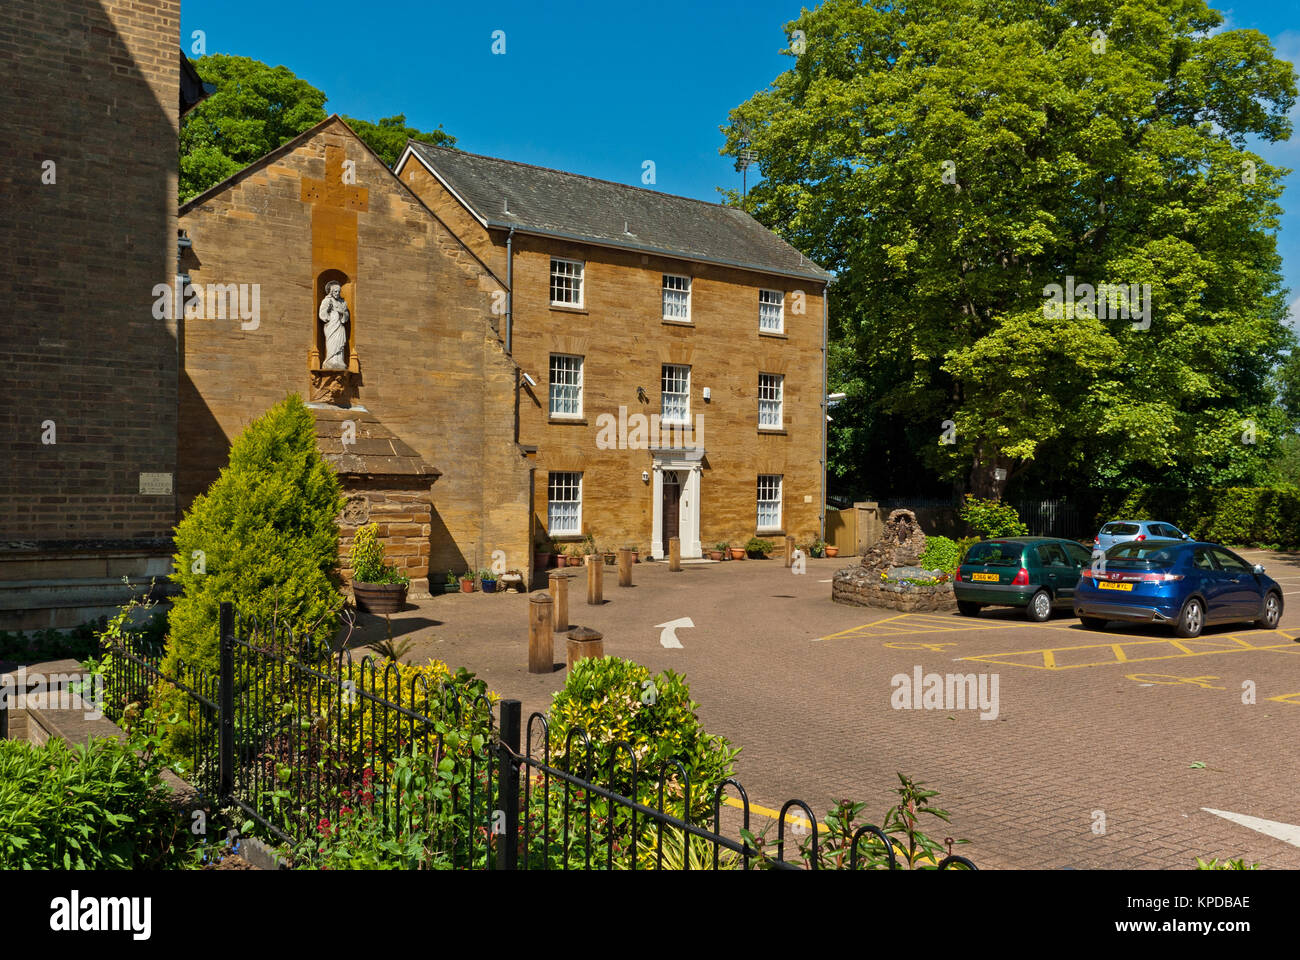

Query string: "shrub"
[164, 393, 345, 678]
[349, 523, 408, 586]
[918, 535, 960, 574]
[1094, 486, 1300, 549]
[745, 537, 774, 557]
[0, 737, 187, 869]
[959, 496, 1029, 538]
[546, 657, 739, 819]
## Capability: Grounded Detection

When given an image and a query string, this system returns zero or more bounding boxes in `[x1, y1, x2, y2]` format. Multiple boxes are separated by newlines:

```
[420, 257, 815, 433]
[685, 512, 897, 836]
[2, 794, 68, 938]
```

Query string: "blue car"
[1092, 519, 1190, 552]
[1073, 540, 1283, 638]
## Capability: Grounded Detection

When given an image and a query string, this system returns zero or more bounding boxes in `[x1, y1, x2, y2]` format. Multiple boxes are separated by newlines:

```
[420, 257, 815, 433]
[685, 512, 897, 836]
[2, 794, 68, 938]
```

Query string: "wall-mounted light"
[702, 386, 711, 402]
[521, 372, 537, 388]
[642, 471, 650, 483]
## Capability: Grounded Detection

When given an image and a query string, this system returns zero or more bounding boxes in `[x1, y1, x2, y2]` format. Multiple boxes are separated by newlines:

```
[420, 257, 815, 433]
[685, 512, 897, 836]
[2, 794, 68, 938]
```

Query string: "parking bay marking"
[959, 632, 1300, 671]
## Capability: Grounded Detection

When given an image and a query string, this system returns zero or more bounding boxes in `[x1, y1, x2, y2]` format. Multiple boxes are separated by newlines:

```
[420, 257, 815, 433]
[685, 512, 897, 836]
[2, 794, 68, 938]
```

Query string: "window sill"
[548, 417, 587, 425]
[549, 304, 588, 315]
[757, 529, 785, 538]
[662, 318, 694, 327]
[759, 330, 788, 339]
[758, 428, 787, 436]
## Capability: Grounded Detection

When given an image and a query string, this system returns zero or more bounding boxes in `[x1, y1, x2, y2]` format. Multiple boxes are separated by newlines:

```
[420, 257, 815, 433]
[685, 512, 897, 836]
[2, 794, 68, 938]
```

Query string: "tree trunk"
[970, 445, 1011, 500]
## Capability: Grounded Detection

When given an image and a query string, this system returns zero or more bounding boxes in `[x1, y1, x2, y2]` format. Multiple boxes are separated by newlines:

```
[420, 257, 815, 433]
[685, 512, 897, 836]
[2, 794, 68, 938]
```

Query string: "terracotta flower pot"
[460, 578, 475, 593]
[534, 552, 551, 570]
[730, 547, 745, 561]
[825, 546, 840, 558]
[708, 550, 723, 561]
[352, 581, 408, 615]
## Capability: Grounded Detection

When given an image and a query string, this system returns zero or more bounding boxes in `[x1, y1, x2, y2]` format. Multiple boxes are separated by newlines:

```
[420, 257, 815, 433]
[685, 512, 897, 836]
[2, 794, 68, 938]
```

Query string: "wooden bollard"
[566, 626, 604, 671]
[528, 594, 553, 673]
[669, 536, 681, 572]
[586, 554, 603, 604]
[548, 572, 570, 631]
[618, 547, 633, 587]
[785, 535, 796, 568]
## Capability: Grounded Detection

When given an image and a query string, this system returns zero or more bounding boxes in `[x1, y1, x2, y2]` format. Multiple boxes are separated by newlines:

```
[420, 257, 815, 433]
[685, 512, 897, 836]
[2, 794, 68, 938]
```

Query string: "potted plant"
[459, 570, 475, 593]
[603, 545, 617, 566]
[349, 524, 410, 614]
[825, 544, 840, 558]
[443, 569, 458, 594]
[709, 541, 726, 561]
[533, 537, 552, 572]
[745, 537, 774, 559]
[480, 569, 498, 593]
[729, 543, 746, 561]
[809, 539, 826, 559]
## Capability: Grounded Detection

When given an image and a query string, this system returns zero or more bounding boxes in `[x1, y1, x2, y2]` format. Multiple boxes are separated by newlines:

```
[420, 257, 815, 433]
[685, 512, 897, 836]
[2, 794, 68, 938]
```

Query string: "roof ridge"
[409, 140, 744, 215]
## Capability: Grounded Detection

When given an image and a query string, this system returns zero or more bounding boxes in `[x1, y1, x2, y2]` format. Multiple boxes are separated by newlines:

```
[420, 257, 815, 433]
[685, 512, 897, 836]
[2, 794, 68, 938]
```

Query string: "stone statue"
[859, 508, 928, 571]
[319, 282, 349, 370]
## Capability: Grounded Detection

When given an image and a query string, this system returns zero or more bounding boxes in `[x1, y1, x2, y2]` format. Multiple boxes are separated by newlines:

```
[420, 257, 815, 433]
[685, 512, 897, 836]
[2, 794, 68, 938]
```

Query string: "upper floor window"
[662, 274, 691, 322]
[758, 373, 783, 429]
[757, 474, 783, 531]
[548, 471, 583, 535]
[759, 289, 784, 333]
[549, 354, 583, 418]
[550, 258, 584, 307]
[661, 364, 690, 425]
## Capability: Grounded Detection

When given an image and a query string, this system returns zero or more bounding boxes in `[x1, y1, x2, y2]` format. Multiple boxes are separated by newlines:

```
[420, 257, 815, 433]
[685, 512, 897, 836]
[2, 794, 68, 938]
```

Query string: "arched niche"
[311, 268, 359, 374]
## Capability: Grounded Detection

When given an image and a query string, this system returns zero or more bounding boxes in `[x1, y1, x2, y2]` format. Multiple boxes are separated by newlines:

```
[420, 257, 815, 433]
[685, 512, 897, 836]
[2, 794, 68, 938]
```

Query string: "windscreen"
[964, 542, 1023, 567]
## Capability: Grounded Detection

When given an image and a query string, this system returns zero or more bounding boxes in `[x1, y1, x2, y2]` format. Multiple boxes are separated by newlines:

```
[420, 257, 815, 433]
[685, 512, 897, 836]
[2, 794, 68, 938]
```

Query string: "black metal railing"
[97, 600, 978, 871]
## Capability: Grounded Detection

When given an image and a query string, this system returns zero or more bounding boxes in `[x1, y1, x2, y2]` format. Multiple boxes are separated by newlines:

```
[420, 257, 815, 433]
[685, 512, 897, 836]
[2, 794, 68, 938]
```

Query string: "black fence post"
[218, 601, 234, 802]
[0, 687, 8, 740]
[496, 699, 521, 871]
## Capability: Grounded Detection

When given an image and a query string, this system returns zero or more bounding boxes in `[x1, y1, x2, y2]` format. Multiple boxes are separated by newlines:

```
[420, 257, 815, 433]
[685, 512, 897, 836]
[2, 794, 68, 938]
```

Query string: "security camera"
[521, 372, 537, 388]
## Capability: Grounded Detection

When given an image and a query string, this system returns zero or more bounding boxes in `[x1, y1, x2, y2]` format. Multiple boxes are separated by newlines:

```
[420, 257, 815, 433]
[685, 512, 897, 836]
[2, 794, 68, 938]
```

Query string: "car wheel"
[1080, 617, 1107, 630]
[1025, 590, 1052, 623]
[1254, 591, 1283, 630]
[1174, 597, 1204, 639]
[956, 601, 982, 617]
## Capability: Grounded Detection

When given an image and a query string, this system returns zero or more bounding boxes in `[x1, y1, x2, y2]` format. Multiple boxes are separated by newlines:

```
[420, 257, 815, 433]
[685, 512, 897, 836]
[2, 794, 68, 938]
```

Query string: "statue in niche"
[319, 281, 350, 370]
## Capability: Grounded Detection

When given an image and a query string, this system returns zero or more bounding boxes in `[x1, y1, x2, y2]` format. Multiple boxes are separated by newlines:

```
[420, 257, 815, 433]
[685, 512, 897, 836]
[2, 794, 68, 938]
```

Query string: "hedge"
[1092, 487, 1300, 549]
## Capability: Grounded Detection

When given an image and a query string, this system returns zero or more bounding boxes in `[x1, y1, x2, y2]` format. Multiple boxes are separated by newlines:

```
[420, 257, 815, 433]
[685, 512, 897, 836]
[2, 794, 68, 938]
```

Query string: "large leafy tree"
[180, 56, 454, 202]
[726, 0, 1296, 498]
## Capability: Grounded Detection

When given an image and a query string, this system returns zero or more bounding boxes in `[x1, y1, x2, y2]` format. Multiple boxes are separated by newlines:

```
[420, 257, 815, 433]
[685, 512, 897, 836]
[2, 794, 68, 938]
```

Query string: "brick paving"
[345, 551, 1300, 869]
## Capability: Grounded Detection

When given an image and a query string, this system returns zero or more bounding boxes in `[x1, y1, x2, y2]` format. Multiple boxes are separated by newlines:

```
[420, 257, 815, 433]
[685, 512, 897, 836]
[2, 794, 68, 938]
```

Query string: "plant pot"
[352, 581, 408, 615]
[482, 579, 498, 594]
[604, 552, 616, 566]
[708, 550, 723, 561]
[825, 546, 840, 558]
[730, 547, 745, 561]
[534, 552, 551, 570]
[460, 578, 475, 593]
[747, 550, 766, 560]
[632, 552, 640, 564]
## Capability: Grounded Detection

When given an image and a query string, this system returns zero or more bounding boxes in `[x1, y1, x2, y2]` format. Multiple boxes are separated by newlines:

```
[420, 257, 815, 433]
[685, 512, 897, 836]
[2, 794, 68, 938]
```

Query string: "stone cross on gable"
[301, 143, 369, 213]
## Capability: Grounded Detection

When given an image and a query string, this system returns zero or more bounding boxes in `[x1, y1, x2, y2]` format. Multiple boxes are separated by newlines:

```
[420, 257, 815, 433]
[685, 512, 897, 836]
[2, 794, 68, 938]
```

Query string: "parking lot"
[353, 550, 1300, 869]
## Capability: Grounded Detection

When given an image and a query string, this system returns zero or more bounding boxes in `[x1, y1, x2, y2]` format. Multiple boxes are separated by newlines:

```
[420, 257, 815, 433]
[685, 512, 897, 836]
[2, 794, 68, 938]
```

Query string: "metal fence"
[98, 600, 978, 871]
[875, 496, 1094, 541]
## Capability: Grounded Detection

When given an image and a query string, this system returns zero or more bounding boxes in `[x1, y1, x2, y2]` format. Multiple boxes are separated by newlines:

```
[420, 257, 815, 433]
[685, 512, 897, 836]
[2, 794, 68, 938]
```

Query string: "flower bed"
[832, 564, 956, 612]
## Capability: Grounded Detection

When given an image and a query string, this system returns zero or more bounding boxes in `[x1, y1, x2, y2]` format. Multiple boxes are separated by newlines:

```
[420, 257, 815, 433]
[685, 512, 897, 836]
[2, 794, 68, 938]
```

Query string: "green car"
[954, 537, 1093, 622]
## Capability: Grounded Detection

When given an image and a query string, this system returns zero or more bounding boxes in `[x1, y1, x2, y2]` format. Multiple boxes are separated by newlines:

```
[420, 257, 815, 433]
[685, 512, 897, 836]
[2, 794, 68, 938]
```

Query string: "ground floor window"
[548, 471, 582, 535]
[757, 474, 782, 531]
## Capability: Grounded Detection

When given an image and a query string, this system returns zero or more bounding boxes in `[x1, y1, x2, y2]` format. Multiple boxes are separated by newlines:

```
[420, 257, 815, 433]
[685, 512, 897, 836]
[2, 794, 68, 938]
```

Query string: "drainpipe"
[505, 227, 515, 354]
[820, 281, 829, 543]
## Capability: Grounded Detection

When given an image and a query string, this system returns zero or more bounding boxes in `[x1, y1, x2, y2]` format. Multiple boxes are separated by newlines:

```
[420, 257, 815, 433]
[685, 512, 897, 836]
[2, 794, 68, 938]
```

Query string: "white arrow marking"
[1201, 808, 1300, 848]
[655, 617, 694, 648]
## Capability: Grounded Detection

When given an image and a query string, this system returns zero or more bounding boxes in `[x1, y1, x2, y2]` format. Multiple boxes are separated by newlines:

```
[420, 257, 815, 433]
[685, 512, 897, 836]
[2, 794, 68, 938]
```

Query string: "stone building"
[0, 0, 206, 629]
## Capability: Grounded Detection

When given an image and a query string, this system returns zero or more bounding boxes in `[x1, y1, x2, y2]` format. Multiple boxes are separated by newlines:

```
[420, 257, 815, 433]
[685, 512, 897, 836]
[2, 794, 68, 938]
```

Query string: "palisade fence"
[98, 601, 977, 870]
[874, 496, 1093, 542]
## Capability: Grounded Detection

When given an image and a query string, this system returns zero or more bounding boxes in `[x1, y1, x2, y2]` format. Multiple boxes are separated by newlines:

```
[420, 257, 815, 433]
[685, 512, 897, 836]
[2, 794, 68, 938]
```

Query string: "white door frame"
[650, 447, 703, 559]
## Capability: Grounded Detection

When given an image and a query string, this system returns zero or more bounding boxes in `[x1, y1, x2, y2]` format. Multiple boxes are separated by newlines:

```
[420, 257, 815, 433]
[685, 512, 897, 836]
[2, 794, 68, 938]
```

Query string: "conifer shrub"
[163, 394, 345, 677]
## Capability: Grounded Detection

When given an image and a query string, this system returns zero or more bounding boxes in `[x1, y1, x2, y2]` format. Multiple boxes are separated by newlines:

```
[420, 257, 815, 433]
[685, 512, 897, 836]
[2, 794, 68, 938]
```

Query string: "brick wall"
[0, 0, 180, 547]
[338, 484, 433, 593]
[177, 119, 534, 587]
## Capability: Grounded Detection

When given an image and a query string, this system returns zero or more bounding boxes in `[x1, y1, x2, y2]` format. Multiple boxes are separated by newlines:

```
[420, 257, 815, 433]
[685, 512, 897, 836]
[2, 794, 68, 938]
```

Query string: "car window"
[1192, 548, 1217, 572]
[1108, 542, 1180, 564]
[1102, 523, 1139, 536]
[1152, 524, 1181, 538]
[964, 542, 1023, 567]
[1036, 544, 1069, 567]
[1063, 543, 1092, 566]
[1211, 549, 1250, 573]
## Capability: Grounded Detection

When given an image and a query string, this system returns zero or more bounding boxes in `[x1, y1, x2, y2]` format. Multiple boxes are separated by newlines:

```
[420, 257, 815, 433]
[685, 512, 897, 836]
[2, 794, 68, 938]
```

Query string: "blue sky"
[183, 0, 1300, 321]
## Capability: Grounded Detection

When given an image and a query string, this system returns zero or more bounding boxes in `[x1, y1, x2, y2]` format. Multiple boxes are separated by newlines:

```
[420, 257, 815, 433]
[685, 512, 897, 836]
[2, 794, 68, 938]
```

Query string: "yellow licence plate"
[1099, 581, 1133, 591]
[971, 572, 1000, 582]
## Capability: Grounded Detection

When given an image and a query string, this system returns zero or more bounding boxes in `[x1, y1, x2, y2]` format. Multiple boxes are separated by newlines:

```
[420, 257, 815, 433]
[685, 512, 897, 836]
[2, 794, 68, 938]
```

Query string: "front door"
[661, 471, 681, 549]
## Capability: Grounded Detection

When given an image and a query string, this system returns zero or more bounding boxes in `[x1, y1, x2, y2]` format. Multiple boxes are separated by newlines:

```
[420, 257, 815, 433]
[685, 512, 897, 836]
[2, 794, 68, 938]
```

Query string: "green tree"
[180, 57, 456, 201]
[163, 394, 344, 675]
[343, 114, 455, 168]
[725, 0, 1296, 498]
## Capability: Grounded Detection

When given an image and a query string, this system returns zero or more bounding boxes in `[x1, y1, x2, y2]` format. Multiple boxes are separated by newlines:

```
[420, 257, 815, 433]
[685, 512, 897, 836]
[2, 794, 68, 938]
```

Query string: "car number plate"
[1099, 581, 1133, 591]
[971, 572, 999, 582]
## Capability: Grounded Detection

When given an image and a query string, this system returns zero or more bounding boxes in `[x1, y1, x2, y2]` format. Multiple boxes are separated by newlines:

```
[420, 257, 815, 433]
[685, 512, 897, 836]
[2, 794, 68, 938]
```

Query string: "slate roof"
[403, 141, 831, 283]
[311, 406, 441, 480]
